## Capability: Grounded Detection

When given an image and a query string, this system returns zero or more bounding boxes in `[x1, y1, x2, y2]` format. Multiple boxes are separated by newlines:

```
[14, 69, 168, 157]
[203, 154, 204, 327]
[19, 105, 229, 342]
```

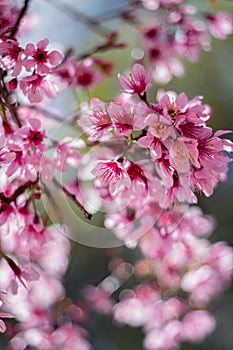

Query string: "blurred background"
[2, 0, 233, 349]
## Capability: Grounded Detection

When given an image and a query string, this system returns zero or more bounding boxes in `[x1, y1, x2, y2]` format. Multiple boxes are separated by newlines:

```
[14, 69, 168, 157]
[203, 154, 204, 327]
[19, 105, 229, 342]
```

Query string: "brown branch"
[76, 32, 126, 60]
[4, 100, 22, 127]
[0, 69, 22, 127]
[45, 0, 141, 32]
[29, 105, 64, 122]
[0, 180, 35, 214]
[53, 178, 92, 220]
[94, 1, 141, 22]
[138, 92, 150, 107]
[45, 0, 111, 38]
[0, 250, 21, 276]
[10, 0, 31, 38]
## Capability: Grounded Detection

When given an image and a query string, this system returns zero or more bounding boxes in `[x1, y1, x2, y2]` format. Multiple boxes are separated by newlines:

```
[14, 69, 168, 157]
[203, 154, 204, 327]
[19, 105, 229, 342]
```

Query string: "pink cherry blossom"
[59, 57, 103, 89]
[207, 12, 233, 40]
[193, 132, 233, 196]
[114, 296, 151, 327]
[0, 133, 16, 167]
[84, 286, 114, 314]
[208, 242, 233, 283]
[19, 73, 59, 103]
[118, 63, 152, 96]
[140, 5, 213, 83]
[108, 102, 134, 137]
[181, 310, 216, 343]
[23, 38, 63, 74]
[93, 159, 131, 196]
[127, 162, 148, 191]
[53, 324, 91, 350]
[166, 138, 191, 174]
[53, 137, 84, 172]
[138, 133, 163, 160]
[142, 0, 184, 10]
[155, 92, 189, 126]
[0, 312, 14, 333]
[144, 321, 181, 350]
[0, 38, 23, 75]
[0, 6, 19, 36]
[145, 113, 176, 141]
[78, 98, 112, 141]
[181, 265, 224, 306]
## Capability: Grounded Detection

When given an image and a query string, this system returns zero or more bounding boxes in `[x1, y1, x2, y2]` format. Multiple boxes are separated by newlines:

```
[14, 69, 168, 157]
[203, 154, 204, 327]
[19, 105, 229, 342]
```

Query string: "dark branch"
[94, 1, 141, 22]
[45, 0, 111, 38]
[0, 180, 35, 214]
[138, 92, 150, 107]
[29, 105, 64, 122]
[0, 69, 22, 127]
[10, 0, 31, 38]
[53, 178, 92, 220]
[76, 35, 126, 60]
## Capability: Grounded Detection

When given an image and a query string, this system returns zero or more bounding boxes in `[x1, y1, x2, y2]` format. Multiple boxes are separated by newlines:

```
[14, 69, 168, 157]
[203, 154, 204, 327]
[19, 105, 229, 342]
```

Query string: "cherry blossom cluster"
[0, 35, 118, 103]
[85, 207, 232, 350]
[116, 210, 232, 350]
[137, 1, 233, 83]
[0, 4, 116, 103]
[0, 1, 21, 37]
[75, 64, 233, 243]
[0, 219, 91, 349]
[0, 37, 63, 102]
[0, 112, 91, 348]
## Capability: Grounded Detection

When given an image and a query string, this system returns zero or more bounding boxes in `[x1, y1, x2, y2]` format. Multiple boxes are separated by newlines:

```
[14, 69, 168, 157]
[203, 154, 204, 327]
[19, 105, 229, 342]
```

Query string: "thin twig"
[138, 92, 150, 107]
[0, 180, 35, 214]
[73, 31, 126, 61]
[94, 1, 141, 22]
[4, 100, 22, 127]
[0, 69, 22, 127]
[53, 178, 92, 220]
[41, 181, 64, 225]
[45, 0, 111, 38]
[29, 105, 64, 122]
[10, 0, 31, 38]
[76, 38, 125, 60]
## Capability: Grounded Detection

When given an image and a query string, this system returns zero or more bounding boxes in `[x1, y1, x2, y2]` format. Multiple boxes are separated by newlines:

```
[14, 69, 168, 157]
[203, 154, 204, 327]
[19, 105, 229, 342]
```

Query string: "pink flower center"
[34, 49, 47, 63]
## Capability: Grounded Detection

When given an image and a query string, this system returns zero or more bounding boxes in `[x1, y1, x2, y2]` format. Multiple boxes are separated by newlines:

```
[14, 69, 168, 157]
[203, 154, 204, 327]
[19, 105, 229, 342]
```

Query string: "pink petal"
[37, 38, 49, 50]
[176, 92, 188, 109]
[0, 320, 6, 333]
[48, 50, 63, 66]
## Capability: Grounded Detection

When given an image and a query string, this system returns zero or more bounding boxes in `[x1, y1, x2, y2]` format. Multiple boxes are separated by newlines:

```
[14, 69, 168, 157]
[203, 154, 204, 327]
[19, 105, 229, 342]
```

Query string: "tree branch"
[76, 33, 126, 60]
[45, 0, 111, 38]
[94, 1, 141, 22]
[10, 0, 31, 38]
[53, 178, 92, 220]
[0, 69, 22, 127]
[0, 180, 35, 214]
